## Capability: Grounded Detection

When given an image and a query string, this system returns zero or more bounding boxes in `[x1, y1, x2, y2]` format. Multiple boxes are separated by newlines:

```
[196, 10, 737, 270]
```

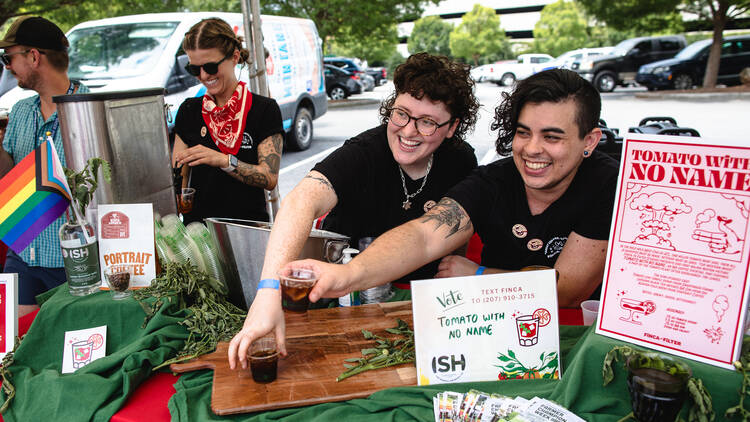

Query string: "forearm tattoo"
[258, 133, 283, 175]
[303, 174, 334, 191]
[234, 163, 270, 187]
[420, 198, 472, 238]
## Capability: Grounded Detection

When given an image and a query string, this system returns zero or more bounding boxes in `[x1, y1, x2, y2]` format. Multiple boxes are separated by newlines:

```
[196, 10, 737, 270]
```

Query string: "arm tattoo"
[303, 174, 334, 191]
[234, 163, 270, 187]
[257, 134, 283, 175]
[420, 198, 472, 239]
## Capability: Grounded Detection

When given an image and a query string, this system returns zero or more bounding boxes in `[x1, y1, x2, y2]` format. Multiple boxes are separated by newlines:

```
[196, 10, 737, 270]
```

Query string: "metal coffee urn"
[53, 88, 177, 222]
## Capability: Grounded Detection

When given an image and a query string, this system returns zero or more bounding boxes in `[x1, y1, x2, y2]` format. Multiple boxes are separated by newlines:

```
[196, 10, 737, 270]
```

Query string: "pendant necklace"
[399, 154, 433, 210]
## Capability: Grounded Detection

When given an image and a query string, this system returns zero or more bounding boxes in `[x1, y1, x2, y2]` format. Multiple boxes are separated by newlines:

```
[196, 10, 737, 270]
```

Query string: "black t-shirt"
[313, 124, 477, 284]
[447, 150, 619, 270]
[174, 94, 283, 224]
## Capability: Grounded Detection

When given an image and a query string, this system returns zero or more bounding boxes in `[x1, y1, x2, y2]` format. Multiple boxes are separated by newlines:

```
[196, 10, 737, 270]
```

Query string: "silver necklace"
[398, 155, 433, 210]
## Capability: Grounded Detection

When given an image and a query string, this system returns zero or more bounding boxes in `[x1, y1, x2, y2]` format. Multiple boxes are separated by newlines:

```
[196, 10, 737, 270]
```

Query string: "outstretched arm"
[554, 232, 607, 307]
[227, 171, 337, 369]
[293, 197, 475, 302]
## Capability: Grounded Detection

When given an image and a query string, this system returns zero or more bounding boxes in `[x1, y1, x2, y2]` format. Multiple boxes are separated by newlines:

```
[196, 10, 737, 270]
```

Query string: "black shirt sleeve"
[247, 95, 284, 143]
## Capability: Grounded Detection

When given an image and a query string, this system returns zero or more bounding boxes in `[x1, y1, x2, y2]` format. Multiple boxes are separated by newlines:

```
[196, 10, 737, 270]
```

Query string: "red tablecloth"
[4, 305, 582, 422]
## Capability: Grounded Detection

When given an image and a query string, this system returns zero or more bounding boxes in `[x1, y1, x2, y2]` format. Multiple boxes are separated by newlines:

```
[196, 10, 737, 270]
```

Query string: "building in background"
[397, 0, 555, 56]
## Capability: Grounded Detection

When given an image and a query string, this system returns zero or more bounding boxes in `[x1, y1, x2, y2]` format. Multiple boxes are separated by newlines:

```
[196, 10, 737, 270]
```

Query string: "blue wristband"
[475, 266, 486, 275]
[258, 278, 280, 290]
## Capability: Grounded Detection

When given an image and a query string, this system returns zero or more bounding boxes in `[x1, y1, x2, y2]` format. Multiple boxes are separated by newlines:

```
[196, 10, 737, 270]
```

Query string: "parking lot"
[278, 81, 750, 198]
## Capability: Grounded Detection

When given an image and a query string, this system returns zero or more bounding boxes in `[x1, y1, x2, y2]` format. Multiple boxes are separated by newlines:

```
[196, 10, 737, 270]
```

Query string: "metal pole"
[241, 0, 280, 222]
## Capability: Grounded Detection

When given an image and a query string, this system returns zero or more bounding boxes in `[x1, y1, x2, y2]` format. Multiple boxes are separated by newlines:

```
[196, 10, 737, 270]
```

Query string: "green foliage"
[534, 0, 589, 57]
[63, 157, 111, 220]
[577, 0, 684, 33]
[408, 15, 452, 56]
[330, 24, 398, 64]
[725, 336, 750, 420]
[336, 319, 414, 382]
[259, 0, 438, 54]
[384, 50, 406, 80]
[449, 4, 512, 66]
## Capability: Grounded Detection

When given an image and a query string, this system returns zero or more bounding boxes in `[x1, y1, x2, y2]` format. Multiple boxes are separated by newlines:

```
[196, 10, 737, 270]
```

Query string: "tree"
[1, 0, 184, 31]
[260, 0, 438, 54]
[408, 15, 452, 56]
[579, 0, 750, 87]
[330, 24, 398, 64]
[449, 4, 512, 66]
[534, 0, 589, 57]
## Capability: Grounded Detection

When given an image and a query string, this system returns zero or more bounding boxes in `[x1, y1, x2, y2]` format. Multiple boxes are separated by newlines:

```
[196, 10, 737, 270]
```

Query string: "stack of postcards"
[433, 390, 584, 422]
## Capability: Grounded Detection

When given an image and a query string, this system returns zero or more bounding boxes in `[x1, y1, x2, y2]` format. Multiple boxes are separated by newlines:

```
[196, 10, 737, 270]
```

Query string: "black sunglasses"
[1, 49, 35, 66]
[184, 52, 232, 76]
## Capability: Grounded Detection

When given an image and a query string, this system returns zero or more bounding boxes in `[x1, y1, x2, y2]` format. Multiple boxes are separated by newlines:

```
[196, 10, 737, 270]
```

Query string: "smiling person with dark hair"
[228, 53, 479, 368]
[284, 68, 619, 314]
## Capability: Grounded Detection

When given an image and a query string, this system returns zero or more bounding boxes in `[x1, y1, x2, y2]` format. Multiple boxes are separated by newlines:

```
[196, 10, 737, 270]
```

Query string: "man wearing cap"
[0, 16, 89, 316]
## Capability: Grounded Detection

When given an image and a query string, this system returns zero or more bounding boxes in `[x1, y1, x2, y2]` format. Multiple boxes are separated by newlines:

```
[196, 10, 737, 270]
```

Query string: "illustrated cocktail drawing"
[516, 316, 539, 346]
[71, 340, 94, 369]
[619, 298, 656, 325]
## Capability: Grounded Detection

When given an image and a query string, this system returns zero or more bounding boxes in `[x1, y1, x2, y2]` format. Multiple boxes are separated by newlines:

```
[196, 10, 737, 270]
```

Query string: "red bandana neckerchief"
[201, 81, 252, 155]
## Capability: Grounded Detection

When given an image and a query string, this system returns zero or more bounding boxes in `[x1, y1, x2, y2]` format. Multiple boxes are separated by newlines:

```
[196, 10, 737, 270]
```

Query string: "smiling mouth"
[399, 136, 421, 151]
[525, 160, 550, 170]
[204, 78, 218, 86]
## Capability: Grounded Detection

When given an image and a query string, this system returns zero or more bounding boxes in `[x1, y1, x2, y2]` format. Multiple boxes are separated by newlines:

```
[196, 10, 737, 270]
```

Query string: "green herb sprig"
[336, 318, 414, 382]
[0, 336, 22, 412]
[726, 336, 750, 419]
[63, 157, 111, 219]
[132, 261, 245, 370]
[603, 345, 714, 422]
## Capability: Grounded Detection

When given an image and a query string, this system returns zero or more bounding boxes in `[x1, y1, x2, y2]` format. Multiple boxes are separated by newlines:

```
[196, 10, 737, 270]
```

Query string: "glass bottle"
[59, 209, 101, 296]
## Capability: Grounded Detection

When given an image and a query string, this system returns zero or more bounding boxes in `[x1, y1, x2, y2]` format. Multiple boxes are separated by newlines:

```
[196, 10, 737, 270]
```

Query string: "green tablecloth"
[169, 325, 744, 422]
[0, 284, 189, 422]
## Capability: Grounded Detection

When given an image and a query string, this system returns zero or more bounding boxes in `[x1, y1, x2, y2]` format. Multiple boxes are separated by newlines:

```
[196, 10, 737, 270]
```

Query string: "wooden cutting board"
[170, 301, 416, 415]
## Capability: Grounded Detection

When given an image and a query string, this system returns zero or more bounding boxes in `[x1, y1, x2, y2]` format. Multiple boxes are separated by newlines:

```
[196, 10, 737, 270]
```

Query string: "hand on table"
[174, 144, 227, 168]
[227, 289, 286, 370]
[435, 255, 479, 278]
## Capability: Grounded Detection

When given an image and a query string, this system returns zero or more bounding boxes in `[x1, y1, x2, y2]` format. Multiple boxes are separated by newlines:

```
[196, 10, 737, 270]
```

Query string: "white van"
[0, 12, 327, 150]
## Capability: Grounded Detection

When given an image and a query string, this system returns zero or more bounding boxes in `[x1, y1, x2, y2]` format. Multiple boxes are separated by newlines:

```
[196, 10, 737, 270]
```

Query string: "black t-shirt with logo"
[447, 150, 619, 271]
[313, 124, 477, 284]
[174, 94, 283, 224]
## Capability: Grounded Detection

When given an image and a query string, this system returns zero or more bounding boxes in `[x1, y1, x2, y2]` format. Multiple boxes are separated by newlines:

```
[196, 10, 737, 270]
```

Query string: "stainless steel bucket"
[206, 218, 349, 310]
[53, 88, 177, 221]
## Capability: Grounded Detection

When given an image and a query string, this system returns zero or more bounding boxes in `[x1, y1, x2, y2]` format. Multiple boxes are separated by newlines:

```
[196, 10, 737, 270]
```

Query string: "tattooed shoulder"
[419, 198, 471, 238]
[304, 174, 334, 191]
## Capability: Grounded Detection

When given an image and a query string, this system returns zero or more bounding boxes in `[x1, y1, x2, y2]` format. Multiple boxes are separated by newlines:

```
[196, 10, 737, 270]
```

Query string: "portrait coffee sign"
[97, 203, 156, 289]
[597, 134, 750, 370]
[411, 270, 560, 385]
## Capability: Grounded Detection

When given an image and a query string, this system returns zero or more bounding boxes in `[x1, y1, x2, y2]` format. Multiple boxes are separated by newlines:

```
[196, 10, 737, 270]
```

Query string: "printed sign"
[97, 203, 156, 289]
[597, 134, 750, 370]
[62, 325, 106, 373]
[0, 273, 18, 359]
[411, 270, 560, 385]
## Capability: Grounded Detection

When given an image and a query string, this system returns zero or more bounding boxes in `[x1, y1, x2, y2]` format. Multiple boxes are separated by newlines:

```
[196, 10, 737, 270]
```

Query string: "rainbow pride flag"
[0, 140, 71, 254]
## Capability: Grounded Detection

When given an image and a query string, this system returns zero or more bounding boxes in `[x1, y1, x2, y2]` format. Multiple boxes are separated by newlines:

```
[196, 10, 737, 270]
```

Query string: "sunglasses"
[184, 52, 232, 76]
[1, 49, 33, 66]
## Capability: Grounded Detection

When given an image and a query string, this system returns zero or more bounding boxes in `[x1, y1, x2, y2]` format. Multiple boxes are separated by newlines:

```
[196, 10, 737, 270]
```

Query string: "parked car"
[366, 67, 387, 85]
[487, 54, 554, 86]
[470, 63, 496, 83]
[636, 35, 750, 90]
[324, 56, 366, 76]
[324, 64, 361, 100]
[536, 47, 613, 72]
[575, 35, 687, 92]
[359, 72, 375, 92]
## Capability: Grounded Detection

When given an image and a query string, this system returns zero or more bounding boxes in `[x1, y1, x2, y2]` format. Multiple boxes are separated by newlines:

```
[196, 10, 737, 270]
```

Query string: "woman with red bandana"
[172, 18, 284, 224]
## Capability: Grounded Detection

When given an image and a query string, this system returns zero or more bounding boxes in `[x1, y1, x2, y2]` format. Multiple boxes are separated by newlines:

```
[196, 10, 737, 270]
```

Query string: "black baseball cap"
[0, 16, 67, 51]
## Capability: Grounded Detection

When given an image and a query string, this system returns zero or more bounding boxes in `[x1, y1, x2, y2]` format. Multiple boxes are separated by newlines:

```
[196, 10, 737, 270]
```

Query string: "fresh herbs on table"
[602, 345, 714, 422]
[0, 337, 21, 412]
[726, 336, 750, 420]
[336, 318, 415, 382]
[132, 261, 245, 370]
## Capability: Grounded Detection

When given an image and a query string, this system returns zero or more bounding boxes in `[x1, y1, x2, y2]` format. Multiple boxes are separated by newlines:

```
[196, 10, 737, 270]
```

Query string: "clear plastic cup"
[581, 300, 600, 326]
[178, 187, 195, 214]
[279, 266, 318, 313]
[249, 334, 279, 383]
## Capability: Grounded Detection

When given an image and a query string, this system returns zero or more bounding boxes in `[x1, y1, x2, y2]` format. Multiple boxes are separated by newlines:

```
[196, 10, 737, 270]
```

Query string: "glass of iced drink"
[249, 334, 279, 383]
[279, 266, 318, 313]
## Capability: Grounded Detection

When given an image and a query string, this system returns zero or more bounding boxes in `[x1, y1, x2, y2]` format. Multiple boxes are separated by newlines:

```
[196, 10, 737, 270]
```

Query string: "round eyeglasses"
[387, 107, 452, 136]
[184, 52, 232, 76]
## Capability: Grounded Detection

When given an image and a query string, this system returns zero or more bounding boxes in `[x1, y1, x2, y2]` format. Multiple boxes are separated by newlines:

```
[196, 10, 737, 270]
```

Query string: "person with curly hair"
[228, 53, 479, 367]
[172, 18, 284, 224]
[281, 69, 619, 316]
